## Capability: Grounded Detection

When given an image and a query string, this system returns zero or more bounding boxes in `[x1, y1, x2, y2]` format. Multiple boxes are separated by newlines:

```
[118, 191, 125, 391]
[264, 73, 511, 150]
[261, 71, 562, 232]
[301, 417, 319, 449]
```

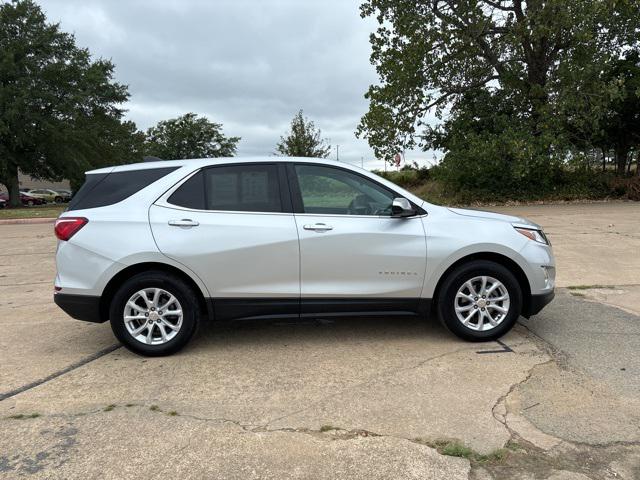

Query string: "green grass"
[319, 424, 339, 433]
[567, 284, 616, 290]
[103, 404, 116, 412]
[149, 405, 160, 412]
[167, 410, 179, 416]
[0, 205, 65, 219]
[414, 438, 509, 464]
[7, 413, 40, 420]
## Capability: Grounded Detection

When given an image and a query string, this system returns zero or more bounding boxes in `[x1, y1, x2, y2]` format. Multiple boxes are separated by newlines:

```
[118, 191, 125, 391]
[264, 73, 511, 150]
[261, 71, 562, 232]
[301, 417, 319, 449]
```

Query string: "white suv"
[54, 157, 555, 356]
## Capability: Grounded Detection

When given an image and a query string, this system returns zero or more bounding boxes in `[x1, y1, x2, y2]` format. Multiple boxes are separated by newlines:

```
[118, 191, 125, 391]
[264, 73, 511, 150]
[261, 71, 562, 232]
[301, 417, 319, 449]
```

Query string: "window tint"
[295, 165, 395, 216]
[68, 167, 178, 211]
[203, 164, 282, 212]
[167, 171, 205, 209]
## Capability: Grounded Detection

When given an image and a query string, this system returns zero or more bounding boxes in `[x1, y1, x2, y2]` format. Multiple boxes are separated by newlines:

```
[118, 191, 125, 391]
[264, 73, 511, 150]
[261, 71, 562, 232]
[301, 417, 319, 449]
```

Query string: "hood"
[448, 207, 538, 227]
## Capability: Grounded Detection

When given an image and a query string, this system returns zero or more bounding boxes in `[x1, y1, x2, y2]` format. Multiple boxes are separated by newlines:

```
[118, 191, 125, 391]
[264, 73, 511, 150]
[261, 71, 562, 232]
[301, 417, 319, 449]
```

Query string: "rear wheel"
[54, 196, 63, 204]
[109, 271, 200, 356]
[437, 260, 522, 342]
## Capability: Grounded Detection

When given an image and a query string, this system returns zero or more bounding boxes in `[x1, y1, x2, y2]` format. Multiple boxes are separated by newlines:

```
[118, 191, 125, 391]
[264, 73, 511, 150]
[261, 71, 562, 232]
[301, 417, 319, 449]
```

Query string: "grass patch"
[7, 413, 40, 420]
[319, 425, 339, 433]
[167, 410, 179, 416]
[149, 405, 160, 412]
[103, 404, 116, 412]
[414, 438, 508, 464]
[567, 284, 615, 290]
[0, 205, 65, 219]
[125, 403, 136, 408]
[570, 292, 586, 297]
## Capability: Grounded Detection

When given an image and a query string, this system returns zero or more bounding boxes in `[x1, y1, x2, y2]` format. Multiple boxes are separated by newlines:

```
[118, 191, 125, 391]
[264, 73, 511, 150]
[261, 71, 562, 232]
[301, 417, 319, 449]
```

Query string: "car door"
[149, 163, 300, 321]
[288, 163, 427, 317]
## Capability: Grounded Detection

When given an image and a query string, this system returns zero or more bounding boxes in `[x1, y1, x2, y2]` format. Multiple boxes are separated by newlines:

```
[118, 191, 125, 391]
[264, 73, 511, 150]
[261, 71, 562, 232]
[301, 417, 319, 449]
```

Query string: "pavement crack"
[263, 346, 476, 427]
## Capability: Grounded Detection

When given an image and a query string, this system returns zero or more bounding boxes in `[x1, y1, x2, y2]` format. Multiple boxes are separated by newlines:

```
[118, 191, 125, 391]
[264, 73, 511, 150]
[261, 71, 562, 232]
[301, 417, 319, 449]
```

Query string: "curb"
[0, 217, 57, 225]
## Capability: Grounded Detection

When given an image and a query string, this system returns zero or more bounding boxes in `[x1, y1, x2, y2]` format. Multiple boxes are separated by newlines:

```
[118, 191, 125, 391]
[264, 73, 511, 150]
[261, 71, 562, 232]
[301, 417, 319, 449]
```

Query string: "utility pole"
[336, 145, 340, 161]
[361, 156, 364, 168]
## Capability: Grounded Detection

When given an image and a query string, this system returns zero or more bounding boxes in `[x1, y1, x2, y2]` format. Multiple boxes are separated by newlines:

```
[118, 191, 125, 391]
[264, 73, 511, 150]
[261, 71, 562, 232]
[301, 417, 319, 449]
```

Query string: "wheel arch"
[431, 252, 532, 318]
[99, 262, 211, 323]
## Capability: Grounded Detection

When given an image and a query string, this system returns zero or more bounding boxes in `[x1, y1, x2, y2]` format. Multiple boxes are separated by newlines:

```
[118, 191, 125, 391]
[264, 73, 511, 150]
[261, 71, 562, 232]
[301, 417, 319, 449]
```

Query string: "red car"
[0, 192, 47, 207]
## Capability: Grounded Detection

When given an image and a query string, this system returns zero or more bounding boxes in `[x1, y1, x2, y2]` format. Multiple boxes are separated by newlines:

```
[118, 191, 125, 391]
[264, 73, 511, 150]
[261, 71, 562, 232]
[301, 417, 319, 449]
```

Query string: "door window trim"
[155, 162, 293, 215]
[286, 162, 425, 217]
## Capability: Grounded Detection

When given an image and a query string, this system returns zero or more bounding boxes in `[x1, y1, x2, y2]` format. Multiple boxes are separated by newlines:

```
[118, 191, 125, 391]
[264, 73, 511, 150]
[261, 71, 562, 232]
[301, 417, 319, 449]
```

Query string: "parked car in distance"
[0, 197, 5, 209]
[0, 192, 47, 207]
[25, 188, 65, 203]
[54, 189, 73, 202]
[54, 157, 555, 356]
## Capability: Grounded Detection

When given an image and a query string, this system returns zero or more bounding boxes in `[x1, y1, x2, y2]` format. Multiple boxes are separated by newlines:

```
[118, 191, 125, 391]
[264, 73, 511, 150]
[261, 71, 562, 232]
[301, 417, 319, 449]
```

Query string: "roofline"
[87, 156, 358, 174]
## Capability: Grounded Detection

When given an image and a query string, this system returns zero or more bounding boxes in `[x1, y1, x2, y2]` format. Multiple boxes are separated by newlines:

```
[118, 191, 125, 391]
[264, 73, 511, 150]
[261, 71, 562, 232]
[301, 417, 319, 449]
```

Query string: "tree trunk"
[7, 162, 21, 208]
[615, 147, 630, 176]
[601, 149, 606, 173]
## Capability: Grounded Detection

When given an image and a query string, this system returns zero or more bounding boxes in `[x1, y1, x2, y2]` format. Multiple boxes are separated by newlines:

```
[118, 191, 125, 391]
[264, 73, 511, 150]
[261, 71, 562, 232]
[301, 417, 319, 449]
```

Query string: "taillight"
[55, 217, 88, 241]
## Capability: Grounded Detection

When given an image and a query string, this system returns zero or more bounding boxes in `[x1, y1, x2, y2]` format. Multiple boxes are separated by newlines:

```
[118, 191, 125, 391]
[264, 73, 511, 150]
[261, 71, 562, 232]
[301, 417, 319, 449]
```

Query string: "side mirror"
[391, 197, 416, 217]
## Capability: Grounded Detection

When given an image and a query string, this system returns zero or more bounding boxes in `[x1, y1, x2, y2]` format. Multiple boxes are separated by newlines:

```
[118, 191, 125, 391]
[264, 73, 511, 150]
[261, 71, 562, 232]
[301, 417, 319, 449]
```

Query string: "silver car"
[54, 157, 555, 356]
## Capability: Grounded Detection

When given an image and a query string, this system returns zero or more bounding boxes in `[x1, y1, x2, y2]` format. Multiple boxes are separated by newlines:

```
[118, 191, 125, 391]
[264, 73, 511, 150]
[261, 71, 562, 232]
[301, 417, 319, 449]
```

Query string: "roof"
[86, 156, 357, 175]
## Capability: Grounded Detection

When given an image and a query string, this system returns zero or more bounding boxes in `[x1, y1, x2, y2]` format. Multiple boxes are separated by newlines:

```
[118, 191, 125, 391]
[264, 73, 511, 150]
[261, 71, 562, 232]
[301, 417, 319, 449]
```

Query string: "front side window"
[168, 164, 283, 213]
[295, 164, 395, 216]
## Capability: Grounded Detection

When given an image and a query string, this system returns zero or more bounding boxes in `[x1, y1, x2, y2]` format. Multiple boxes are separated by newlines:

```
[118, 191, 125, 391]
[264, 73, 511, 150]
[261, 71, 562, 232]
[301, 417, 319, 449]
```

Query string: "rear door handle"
[168, 219, 199, 228]
[303, 223, 333, 232]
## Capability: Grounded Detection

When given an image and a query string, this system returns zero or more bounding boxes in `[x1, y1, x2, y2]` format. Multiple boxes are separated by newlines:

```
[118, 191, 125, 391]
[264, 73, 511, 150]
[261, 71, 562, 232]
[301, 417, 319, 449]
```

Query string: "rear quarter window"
[68, 167, 178, 211]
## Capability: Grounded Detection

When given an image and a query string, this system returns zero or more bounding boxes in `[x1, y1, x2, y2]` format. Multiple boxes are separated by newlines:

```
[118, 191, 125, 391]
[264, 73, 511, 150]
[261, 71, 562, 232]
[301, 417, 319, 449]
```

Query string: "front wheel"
[109, 271, 200, 356]
[437, 260, 522, 342]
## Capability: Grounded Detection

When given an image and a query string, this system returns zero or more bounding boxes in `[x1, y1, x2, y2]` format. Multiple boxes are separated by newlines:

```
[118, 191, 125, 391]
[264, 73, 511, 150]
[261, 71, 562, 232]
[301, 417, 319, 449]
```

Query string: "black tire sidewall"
[438, 260, 522, 342]
[110, 272, 199, 356]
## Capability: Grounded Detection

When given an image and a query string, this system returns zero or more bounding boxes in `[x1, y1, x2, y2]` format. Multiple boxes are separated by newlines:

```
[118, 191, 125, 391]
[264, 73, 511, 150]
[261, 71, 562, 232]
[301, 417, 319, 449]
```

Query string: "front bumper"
[54, 293, 104, 323]
[524, 289, 555, 318]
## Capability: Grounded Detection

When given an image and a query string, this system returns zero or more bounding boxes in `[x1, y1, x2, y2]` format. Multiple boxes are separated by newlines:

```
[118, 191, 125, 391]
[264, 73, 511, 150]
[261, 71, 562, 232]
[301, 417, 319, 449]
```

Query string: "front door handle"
[168, 219, 199, 228]
[303, 223, 333, 232]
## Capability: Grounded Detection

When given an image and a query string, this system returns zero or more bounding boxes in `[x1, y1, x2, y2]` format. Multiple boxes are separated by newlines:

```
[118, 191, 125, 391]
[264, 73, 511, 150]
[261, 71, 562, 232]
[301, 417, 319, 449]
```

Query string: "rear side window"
[167, 164, 283, 213]
[68, 167, 178, 211]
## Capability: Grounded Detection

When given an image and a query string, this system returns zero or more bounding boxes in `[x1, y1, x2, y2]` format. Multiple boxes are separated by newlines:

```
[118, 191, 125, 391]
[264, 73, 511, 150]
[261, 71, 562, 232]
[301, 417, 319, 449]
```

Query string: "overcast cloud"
[38, 0, 437, 170]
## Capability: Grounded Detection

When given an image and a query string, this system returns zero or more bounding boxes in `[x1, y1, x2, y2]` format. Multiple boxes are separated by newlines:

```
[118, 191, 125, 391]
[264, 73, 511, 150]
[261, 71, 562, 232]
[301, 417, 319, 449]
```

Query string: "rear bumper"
[54, 293, 104, 323]
[524, 290, 555, 318]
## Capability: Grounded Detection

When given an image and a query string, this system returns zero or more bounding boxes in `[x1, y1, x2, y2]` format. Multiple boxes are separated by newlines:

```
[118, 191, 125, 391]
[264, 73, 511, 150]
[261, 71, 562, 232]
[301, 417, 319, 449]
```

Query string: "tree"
[0, 0, 133, 206]
[275, 110, 331, 158]
[357, 0, 640, 166]
[144, 113, 240, 159]
[599, 51, 640, 175]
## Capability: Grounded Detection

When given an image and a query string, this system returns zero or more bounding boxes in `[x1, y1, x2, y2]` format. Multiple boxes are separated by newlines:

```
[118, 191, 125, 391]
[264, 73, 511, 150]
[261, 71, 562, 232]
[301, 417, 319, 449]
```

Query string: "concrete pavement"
[1, 202, 639, 479]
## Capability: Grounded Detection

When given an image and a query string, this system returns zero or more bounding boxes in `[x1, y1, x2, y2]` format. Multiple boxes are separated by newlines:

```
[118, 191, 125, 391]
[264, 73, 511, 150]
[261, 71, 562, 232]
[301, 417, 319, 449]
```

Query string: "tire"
[109, 271, 200, 356]
[27, 200, 34, 207]
[436, 260, 522, 342]
[54, 196, 63, 204]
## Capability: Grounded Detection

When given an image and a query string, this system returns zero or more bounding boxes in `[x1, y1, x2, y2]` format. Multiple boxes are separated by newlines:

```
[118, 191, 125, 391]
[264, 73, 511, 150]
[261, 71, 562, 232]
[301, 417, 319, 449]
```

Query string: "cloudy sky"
[38, 0, 438, 170]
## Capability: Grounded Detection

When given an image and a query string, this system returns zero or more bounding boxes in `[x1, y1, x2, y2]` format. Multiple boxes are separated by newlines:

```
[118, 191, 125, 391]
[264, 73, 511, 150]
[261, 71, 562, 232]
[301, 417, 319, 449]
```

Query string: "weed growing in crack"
[567, 285, 616, 290]
[319, 425, 339, 433]
[167, 411, 178, 416]
[413, 438, 508, 464]
[6, 413, 40, 420]
[149, 405, 160, 412]
[103, 404, 116, 412]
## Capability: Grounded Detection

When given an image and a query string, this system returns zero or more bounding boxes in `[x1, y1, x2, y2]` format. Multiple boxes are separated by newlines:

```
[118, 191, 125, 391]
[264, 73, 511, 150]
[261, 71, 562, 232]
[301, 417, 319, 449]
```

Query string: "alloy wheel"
[454, 276, 510, 331]
[123, 288, 183, 345]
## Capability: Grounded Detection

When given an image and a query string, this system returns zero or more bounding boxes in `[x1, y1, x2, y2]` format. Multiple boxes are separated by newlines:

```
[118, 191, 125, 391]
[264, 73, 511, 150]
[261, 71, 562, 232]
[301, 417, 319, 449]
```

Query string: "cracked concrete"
[1, 202, 640, 479]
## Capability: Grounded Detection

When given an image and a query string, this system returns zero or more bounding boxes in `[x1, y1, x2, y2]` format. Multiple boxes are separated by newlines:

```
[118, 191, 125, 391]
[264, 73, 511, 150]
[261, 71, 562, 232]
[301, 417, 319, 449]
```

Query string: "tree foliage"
[144, 113, 240, 160]
[0, 0, 134, 205]
[357, 0, 640, 185]
[275, 110, 331, 158]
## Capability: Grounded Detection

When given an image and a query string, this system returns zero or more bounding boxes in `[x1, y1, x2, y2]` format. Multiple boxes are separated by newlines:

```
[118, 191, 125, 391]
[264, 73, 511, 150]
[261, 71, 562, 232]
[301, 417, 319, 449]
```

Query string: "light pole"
[336, 145, 340, 161]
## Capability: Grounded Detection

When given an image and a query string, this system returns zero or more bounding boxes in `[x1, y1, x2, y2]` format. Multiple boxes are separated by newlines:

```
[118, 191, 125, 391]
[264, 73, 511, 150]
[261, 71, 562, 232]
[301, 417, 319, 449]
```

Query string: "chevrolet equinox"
[54, 157, 555, 356]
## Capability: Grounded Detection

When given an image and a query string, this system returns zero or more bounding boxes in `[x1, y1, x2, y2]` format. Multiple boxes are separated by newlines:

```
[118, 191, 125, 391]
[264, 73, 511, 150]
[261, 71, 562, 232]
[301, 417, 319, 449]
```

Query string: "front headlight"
[514, 227, 549, 245]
